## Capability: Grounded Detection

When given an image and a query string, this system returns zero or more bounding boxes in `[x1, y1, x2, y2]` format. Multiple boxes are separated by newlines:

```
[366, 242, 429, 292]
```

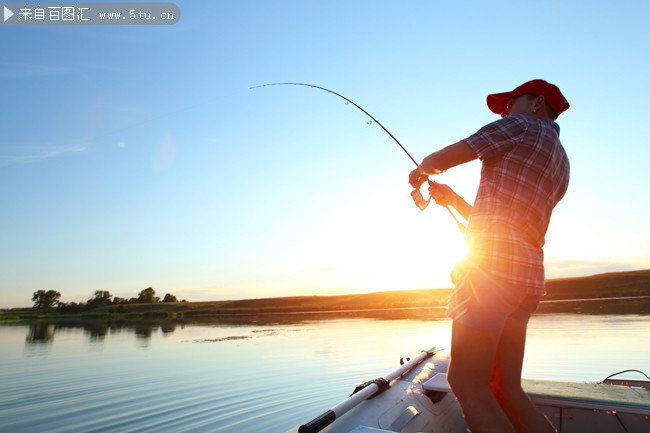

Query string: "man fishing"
[409, 79, 570, 433]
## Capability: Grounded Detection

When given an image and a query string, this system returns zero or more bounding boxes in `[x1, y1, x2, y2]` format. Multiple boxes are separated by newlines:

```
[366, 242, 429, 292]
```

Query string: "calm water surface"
[1, 313, 649, 432]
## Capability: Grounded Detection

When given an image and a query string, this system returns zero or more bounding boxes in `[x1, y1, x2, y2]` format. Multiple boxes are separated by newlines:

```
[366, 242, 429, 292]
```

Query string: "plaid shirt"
[462, 114, 570, 294]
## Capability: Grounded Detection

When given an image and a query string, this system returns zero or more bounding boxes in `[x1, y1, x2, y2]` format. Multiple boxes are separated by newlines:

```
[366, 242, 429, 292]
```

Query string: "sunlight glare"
[293, 187, 468, 293]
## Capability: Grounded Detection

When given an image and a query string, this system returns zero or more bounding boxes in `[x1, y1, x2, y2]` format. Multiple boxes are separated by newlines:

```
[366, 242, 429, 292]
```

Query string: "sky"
[1, 0, 649, 308]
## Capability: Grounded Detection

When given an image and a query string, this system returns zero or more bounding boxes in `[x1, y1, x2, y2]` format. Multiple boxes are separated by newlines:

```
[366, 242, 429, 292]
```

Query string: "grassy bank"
[544, 269, 650, 299]
[2, 269, 649, 321]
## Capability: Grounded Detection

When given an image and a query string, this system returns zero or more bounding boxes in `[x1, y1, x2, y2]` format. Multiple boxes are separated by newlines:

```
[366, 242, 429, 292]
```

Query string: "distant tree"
[57, 301, 80, 314]
[56, 301, 90, 314]
[32, 290, 61, 313]
[137, 287, 156, 304]
[162, 293, 178, 303]
[87, 290, 112, 308]
[112, 296, 126, 305]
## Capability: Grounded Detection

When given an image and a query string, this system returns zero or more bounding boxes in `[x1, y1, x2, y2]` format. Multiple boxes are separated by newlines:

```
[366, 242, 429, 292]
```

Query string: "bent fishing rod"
[250, 82, 466, 233]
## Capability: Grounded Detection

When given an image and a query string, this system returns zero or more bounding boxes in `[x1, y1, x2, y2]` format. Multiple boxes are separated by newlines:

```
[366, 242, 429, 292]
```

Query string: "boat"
[285, 346, 650, 433]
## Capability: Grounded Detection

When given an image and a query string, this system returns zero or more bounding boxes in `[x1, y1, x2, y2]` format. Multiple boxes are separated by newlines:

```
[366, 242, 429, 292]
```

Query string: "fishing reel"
[410, 180, 436, 211]
[411, 180, 467, 233]
[410, 189, 431, 211]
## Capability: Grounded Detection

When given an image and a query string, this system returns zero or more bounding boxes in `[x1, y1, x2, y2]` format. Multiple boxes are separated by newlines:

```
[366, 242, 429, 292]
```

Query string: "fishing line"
[250, 82, 467, 233]
[250, 82, 419, 166]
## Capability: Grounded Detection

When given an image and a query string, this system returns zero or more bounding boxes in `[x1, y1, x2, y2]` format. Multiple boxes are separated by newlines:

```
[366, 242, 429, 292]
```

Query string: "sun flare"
[292, 189, 468, 294]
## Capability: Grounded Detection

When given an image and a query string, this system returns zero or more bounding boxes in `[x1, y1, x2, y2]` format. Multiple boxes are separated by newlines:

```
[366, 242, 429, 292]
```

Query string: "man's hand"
[409, 167, 428, 189]
[428, 182, 456, 208]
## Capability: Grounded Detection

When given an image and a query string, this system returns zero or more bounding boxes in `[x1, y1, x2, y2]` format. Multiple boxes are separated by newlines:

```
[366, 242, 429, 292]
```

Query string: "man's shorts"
[446, 263, 541, 332]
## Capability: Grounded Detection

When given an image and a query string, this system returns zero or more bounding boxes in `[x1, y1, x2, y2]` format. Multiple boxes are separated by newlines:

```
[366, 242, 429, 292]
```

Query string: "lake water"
[1, 312, 649, 432]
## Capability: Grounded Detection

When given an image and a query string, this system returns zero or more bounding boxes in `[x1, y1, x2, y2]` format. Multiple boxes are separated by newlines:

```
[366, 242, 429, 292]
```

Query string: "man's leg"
[447, 320, 517, 433]
[490, 317, 557, 433]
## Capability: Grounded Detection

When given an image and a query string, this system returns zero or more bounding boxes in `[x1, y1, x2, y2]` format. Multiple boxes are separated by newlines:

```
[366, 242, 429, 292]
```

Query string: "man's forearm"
[430, 182, 473, 221]
[419, 140, 478, 175]
[450, 193, 473, 221]
[410, 140, 478, 221]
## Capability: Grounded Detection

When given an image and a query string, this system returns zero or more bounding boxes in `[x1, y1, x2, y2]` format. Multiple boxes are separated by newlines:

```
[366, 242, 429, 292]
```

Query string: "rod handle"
[298, 410, 336, 433]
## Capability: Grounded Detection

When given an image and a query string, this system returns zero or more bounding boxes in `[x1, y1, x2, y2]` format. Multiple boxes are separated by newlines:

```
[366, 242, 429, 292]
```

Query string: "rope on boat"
[599, 369, 650, 383]
[350, 378, 390, 399]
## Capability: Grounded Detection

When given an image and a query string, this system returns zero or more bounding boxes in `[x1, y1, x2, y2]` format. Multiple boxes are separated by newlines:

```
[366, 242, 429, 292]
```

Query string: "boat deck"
[523, 378, 650, 414]
[423, 372, 650, 414]
[423, 372, 650, 433]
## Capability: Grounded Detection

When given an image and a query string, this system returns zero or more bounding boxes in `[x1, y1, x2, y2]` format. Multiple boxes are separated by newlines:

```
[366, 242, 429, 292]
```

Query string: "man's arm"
[409, 141, 478, 188]
[429, 182, 473, 221]
[420, 140, 478, 174]
[408, 140, 477, 221]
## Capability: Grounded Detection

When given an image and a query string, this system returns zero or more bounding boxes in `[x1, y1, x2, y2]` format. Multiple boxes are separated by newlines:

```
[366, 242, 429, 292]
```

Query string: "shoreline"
[2, 295, 649, 322]
[2, 269, 649, 321]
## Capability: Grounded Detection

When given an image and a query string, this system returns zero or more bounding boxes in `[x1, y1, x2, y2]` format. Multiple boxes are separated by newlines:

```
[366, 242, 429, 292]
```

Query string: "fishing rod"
[250, 82, 466, 233]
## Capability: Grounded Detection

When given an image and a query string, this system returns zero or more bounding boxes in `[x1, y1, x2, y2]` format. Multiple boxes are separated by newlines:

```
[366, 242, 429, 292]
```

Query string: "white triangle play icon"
[4, 6, 14, 22]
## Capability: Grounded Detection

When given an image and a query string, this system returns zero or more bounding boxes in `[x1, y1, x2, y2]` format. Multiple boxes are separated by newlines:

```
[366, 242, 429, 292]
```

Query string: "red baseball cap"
[486, 79, 570, 118]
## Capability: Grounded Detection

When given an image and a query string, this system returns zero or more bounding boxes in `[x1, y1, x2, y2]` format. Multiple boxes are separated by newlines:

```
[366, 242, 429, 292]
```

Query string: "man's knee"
[499, 383, 528, 404]
[447, 362, 460, 390]
[491, 377, 526, 404]
[447, 359, 474, 399]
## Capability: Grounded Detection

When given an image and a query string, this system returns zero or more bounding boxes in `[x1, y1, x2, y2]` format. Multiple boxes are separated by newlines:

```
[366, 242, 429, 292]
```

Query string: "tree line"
[31, 287, 185, 314]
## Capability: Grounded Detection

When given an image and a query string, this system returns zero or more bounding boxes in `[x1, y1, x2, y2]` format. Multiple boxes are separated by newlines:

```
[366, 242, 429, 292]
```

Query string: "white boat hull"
[287, 348, 650, 433]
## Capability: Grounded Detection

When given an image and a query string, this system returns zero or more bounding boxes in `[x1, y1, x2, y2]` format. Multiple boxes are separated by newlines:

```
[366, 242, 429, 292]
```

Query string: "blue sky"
[1, 1, 649, 307]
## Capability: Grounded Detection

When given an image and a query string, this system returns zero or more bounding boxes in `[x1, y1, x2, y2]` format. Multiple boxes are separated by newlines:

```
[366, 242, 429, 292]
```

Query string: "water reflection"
[25, 322, 55, 345]
[79, 320, 110, 341]
[22, 319, 171, 347]
[161, 323, 176, 334]
[16, 309, 447, 348]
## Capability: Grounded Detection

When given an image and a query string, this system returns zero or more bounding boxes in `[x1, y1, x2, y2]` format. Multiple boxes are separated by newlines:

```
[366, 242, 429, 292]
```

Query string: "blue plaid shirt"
[462, 114, 570, 294]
